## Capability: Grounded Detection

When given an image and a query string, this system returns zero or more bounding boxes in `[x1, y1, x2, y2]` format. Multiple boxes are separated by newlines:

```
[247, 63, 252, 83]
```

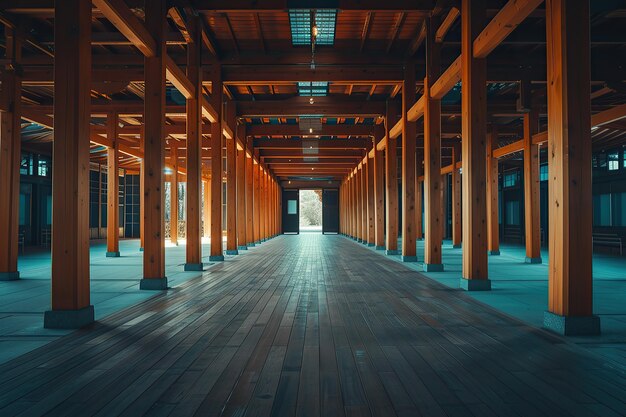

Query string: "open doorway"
[299, 189, 322, 232]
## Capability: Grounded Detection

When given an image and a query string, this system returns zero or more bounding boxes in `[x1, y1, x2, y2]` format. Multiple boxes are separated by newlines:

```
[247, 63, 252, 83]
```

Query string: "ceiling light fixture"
[309, 97, 315, 105]
[309, 127, 313, 133]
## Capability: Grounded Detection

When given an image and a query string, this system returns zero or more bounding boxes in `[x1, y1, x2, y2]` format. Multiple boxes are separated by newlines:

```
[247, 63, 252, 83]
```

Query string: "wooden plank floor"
[0, 234, 624, 417]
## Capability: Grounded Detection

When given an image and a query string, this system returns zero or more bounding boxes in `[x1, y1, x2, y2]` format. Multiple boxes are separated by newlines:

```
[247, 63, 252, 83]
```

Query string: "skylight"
[298, 82, 329, 96]
[289, 9, 337, 46]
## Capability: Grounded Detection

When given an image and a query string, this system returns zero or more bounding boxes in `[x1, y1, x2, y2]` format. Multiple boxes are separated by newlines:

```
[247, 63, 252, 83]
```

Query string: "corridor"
[0, 234, 623, 417]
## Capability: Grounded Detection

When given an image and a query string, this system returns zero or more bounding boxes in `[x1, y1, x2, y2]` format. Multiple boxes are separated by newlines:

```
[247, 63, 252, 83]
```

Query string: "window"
[612, 192, 626, 227]
[540, 164, 548, 181]
[37, 156, 51, 177]
[503, 171, 519, 188]
[20, 153, 33, 176]
[288, 200, 298, 214]
[298, 81, 329, 97]
[623, 148, 626, 168]
[608, 151, 619, 171]
[289, 9, 337, 46]
[505, 201, 520, 225]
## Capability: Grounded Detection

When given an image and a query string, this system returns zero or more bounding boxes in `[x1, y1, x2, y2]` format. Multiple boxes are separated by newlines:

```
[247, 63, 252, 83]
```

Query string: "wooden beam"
[253, 138, 370, 149]
[140, 0, 167, 289]
[92, 0, 156, 57]
[461, 0, 489, 289]
[360, 12, 373, 52]
[247, 123, 376, 137]
[165, 54, 195, 99]
[387, 12, 406, 53]
[473, 0, 544, 58]
[237, 97, 386, 117]
[216, 66, 404, 83]
[431, 56, 461, 99]
[194, 1, 435, 12]
[436, 7, 460, 43]
[45, 0, 93, 327]
[544, 0, 598, 334]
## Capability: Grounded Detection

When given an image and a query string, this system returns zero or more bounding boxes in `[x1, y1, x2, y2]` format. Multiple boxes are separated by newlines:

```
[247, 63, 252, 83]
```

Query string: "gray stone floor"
[382, 238, 626, 368]
[0, 238, 227, 364]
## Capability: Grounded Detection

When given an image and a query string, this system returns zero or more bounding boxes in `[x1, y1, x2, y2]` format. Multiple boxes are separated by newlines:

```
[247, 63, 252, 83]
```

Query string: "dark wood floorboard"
[0, 234, 624, 417]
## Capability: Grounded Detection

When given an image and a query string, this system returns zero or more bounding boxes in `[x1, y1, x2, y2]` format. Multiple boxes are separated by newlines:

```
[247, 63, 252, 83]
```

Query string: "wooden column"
[209, 65, 224, 261]
[140, 0, 167, 289]
[0, 28, 22, 281]
[44, 0, 94, 328]
[203, 179, 210, 238]
[367, 153, 375, 245]
[264, 169, 269, 239]
[225, 105, 238, 255]
[544, 0, 598, 335]
[185, 17, 203, 270]
[401, 63, 417, 262]
[357, 166, 364, 241]
[106, 113, 120, 257]
[259, 167, 265, 240]
[169, 143, 179, 246]
[253, 156, 261, 243]
[451, 144, 462, 248]
[385, 101, 400, 253]
[461, 0, 490, 290]
[237, 130, 247, 250]
[374, 145, 385, 249]
[486, 128, 499, 255]
[139, 155, 145, 251]
[245, 145, 255, 245]
[361, 163, 367, 242]
[523, 110, 542, 263]
[415, 162, 422, 241]
[423, 16, 443, 271]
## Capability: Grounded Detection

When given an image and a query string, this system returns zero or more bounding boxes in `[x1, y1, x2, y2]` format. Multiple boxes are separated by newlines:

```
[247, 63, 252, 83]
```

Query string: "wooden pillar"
[401, 63, 417, 262]
[544, 0, 598, 335]
[361, 163, 367, 242]
[139, 155, 145, 251]
[203, 179, 210, 238]
[374, 143, 385, 249]
[385, 102, 400, 253]
[523, 110, 542, 263]
[210, 65, 224, 261]
[351, 173, 357, 238]
[185, 17, 203, 270]
[357, 166, 364, 241]
[423, 17, 443, 271]
[169, 143, 179, 246]
[259, 167, 265, 240]
[415, 161, 422, 241]
[460, 0, 490, 290]
[367, 153, 375, 245]
[106, 113, 120, 257]
[225, 105, 238, 255]
[237, 129, 247, 250]
[264, 169, 269, 239]
[245, 145, 255, 245]
[253, 156, 261, 243]
[0, 28, 22, 281]
[486, 128, 499, 255]
[451, 144, 462, 248]
[44, 0, 94, 328]
[140, 0, 167, 289]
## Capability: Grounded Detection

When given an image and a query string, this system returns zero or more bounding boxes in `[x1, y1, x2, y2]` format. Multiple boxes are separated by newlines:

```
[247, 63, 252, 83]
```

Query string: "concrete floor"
[1, 235, 624, 369]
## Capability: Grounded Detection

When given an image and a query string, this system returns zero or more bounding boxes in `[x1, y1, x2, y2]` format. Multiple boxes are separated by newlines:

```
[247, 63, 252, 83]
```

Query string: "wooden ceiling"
[2, 0, 626, 183]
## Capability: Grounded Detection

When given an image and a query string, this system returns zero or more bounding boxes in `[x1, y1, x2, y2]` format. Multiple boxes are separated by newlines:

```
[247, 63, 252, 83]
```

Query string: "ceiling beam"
[92, 0, 156, 57]
[253, 138, 370, 149]
[246, 124, 379, 137]
[192, 1, 434, 12]
[237, 97, 386, 117]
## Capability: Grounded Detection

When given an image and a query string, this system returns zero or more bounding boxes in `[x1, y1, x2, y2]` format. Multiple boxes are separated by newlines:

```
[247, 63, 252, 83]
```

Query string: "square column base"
[423, 263, 444, 272]
[386, 249, 399, 255]
[238, 245, 248, 251]
[139, 247, 144, 252]
[0, 271, 19, 281]
[460, 278, 491, 291]
[184, 263, 204, 272]
[367, 243, 375, 247]
[209, 255, 224, 262]
[488, 250, 500, 255]
[106, 251, 120, 258]
[139, 277, 168, 290]
[44, 305, 94, 329]
[452, 244, 462, 249]
[543, 312, 601, 336]
[375, 246, 385, 251]
[401, 255, 417, 262]
[247, 243, 256, 247]
[525, 256, 542, 264]
[225, 249, 239, 255]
